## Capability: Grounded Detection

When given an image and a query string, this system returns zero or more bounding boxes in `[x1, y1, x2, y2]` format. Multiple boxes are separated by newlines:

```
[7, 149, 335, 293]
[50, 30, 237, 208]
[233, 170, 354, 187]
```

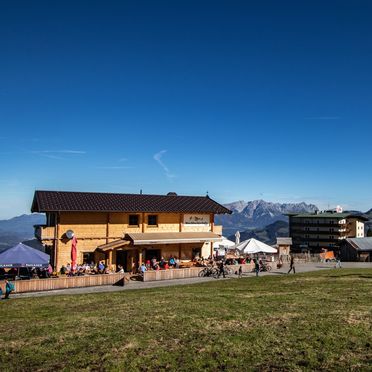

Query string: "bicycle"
[198, 266, 219, 278]
[260, 263, 272, 272]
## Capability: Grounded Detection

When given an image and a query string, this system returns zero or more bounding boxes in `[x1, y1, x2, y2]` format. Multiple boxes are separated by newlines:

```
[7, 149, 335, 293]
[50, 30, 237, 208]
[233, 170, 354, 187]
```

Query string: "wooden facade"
[36, 211, 224, 272]
[32, 190, 231, 272]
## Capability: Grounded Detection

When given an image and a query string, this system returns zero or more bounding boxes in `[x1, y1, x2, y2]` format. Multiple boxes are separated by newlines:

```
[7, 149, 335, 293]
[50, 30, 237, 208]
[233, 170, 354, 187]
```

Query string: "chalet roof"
[345, 237, 372, 252]
[31, 190, 232, 215]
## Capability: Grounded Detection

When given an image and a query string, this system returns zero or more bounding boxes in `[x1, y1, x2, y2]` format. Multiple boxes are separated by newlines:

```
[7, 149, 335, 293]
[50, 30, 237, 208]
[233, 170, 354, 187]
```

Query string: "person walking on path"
[335, 254, 342, 269]
[254, 259, 260, 277]
[288, 255, 296, 274]
[218, 261, 226, 278]
[238, 265, 243, 278]
[4, 279, 15, 299]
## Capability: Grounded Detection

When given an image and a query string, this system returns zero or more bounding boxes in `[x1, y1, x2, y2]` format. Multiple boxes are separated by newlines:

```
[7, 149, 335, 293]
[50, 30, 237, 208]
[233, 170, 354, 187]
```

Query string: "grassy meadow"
[0, 269, 371, 371]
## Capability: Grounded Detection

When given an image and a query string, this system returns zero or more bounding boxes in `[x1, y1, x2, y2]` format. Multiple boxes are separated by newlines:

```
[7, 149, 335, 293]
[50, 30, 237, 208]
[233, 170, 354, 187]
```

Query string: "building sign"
[183, 214, 210, 226]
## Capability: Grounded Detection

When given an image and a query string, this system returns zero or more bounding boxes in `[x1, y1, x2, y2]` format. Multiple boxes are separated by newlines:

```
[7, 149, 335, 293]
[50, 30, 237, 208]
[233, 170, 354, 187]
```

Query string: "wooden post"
[55, 213, 60, 271]
[108, 250, 113, 269]
[106, 213, 110, 244]
[130, 255, 134, 273]
[210, 213, 214, 232]
[139, 249, 143, 267]
[179, 213, 183, 232]
[178, 243, 182, 260]
[142, 213, 145, 233]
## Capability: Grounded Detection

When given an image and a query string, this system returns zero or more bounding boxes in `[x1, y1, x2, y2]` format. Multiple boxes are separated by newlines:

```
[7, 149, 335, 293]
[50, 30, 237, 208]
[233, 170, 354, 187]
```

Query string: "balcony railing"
[34, 225, 55, 241]
[290, 222, 347, 228]
[290, 228, 350, 235]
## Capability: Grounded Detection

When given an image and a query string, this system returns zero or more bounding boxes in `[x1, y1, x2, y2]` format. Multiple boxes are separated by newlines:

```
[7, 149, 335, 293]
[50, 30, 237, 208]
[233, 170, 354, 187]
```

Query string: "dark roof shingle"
[31, 190, 231, 214]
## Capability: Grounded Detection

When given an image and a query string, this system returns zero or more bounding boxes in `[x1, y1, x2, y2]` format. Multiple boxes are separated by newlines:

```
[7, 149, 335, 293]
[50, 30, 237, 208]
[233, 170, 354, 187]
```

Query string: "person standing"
[218, 261, 226, 278]
[4, 279, 15, 299]
[335, 254, 342, 269]
[288, 255, 296, 274]
[254, 259, 260, 277]
[238, 265, 243, 278]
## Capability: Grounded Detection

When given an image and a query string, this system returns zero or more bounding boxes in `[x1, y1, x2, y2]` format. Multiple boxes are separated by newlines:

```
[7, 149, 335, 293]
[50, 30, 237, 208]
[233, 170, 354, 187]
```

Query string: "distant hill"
[228, 220, 289, 246]
[216, 199, 318, 236]
[0, 214, 45, 252]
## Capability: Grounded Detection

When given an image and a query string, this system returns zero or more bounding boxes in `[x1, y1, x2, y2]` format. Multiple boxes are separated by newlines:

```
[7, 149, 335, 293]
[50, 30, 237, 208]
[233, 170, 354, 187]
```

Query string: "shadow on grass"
[328, 273, 372, 279]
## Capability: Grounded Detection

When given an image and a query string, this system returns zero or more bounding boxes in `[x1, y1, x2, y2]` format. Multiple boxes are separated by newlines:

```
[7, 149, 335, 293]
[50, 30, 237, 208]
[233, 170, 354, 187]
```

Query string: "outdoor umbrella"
[0, 242, 50, 268]
[212, 237, 236, 250]
[71, 236, 77, 270]
[236, 238, 278, 255]
[235, 230, 240, 245]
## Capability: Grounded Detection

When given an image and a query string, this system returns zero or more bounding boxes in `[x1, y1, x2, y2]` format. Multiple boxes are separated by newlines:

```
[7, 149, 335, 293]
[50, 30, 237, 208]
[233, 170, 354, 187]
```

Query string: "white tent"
[236, 238, 277, 254]
[213, 237, 236, 250]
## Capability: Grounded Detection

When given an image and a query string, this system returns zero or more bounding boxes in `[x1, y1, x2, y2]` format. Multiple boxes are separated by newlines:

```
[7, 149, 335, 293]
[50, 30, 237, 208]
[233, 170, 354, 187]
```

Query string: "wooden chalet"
[31, 190, 231, 271]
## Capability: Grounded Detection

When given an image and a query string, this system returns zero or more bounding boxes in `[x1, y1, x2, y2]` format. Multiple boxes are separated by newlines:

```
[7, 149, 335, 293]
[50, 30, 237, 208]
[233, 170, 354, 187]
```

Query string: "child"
[4, 279, 14, 299]
[238, 265, 242, 278]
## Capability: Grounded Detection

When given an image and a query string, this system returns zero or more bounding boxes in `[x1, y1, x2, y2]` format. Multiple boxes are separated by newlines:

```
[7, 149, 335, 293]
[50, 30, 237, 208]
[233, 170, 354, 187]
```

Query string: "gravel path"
[10, 261, 372, 299]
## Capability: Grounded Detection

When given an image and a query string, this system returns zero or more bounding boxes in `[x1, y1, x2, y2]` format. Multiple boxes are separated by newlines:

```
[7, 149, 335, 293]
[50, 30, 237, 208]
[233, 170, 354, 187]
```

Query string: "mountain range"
[0, 201, 371, 251]
[215, 199, 318, 237]
[227, 220, 289, 246]
[0, 214, 45, 252]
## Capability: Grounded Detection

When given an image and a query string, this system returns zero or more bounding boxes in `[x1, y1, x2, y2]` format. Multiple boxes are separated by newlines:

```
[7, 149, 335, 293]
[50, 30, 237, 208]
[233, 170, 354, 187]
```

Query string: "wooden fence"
[143, 263, 257, 282]
[0, 273, 126, 294]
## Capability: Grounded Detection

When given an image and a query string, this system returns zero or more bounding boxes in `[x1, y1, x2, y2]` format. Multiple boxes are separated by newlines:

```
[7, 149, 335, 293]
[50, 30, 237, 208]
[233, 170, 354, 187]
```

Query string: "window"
[83, 252, 95, 264]
[148, 215, 158, 226]
[192, 247, 202, 259]
[129, 214, 139, 226]
[46, 213, 56, 227]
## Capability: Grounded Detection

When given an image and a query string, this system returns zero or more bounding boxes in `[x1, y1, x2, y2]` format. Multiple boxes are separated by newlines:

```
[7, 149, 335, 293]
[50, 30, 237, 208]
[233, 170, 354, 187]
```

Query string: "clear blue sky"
[1, 0, 372, 218]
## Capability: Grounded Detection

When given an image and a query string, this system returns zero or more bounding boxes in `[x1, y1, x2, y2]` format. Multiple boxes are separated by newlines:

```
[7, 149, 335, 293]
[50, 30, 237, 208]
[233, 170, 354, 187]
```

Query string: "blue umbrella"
[0, 243, 50, 268]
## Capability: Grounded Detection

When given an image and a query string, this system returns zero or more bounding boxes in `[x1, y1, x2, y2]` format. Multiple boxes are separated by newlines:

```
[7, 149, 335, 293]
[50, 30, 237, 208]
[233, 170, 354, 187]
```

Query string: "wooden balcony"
[34, 225, 55, 241]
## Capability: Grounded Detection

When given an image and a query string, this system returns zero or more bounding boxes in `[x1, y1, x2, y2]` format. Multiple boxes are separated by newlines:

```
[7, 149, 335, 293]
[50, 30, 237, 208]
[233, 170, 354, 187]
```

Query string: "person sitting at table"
[169, 256, 176, 267]
[98, 261, 105, 274]
[159, 257, 166, 269]
[145, 259, 151, 269]
[139, 263, 147, 275]
[117, 265, 124, 273]
[175, 257, 180, 269]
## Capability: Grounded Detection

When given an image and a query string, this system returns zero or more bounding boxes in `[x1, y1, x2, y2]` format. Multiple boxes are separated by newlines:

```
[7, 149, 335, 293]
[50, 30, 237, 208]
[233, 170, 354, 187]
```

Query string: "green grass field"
[0, 269, 371, 371]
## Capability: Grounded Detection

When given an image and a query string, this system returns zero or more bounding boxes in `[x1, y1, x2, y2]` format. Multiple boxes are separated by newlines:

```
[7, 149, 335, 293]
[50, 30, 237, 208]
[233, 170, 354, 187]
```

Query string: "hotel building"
[32, 190, 231, 271]
[288, 211, 367, 253]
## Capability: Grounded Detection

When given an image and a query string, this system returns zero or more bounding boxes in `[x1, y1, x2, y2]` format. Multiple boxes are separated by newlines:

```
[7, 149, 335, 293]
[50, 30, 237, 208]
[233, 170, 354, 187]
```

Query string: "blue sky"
[1, 0, 372, 218]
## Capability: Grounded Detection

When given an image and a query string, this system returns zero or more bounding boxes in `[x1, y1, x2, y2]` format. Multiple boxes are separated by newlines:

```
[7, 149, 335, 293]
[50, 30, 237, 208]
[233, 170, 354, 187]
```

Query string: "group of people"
[139, 256, 181, 273]
[60, 261, 112, 276]
[0, 265, 54, 280]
